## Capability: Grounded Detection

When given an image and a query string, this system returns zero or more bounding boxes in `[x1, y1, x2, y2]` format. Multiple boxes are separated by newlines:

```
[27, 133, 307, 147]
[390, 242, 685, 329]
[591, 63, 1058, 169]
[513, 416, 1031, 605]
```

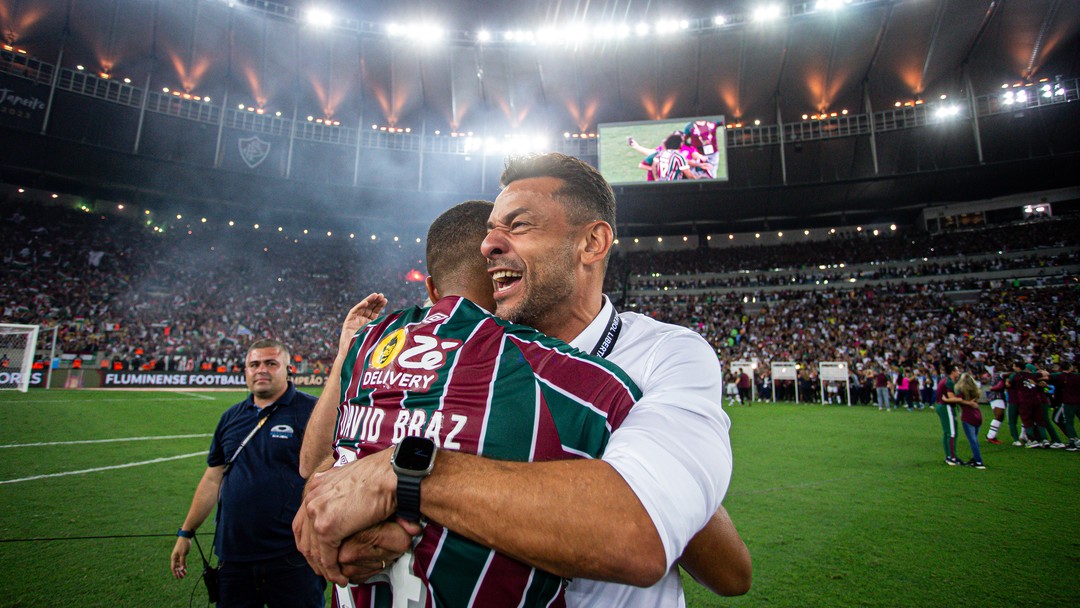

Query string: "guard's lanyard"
[591, 306, 622, 359]
[223, 403, 280, 475]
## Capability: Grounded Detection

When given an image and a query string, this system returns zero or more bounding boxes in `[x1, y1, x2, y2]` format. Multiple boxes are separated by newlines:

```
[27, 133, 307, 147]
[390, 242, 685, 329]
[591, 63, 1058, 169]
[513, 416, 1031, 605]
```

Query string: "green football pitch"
[0, 390, 1076, 607]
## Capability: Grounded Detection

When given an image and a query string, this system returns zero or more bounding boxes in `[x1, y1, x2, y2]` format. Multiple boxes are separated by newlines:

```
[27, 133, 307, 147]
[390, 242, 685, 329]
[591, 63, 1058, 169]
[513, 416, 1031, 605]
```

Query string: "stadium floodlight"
[635, 22, 650, 36]
[415, 23, 445, 43]
[305, 8, 334, 28]
[386, 22, 403, 37]
[536, 27, 560, 44]
[0, 324, 40, 393]
[477, 30, 491, 43]
[752, 4, 783, 22]
[713, 15, 727, 26]
[656, 20, 677, 34]
[935, 104, 961, 120]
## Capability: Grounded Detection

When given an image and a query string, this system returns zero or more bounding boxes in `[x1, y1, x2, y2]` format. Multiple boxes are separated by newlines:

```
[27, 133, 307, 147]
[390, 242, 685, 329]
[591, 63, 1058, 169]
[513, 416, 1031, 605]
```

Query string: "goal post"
[0, 324, 40, 393]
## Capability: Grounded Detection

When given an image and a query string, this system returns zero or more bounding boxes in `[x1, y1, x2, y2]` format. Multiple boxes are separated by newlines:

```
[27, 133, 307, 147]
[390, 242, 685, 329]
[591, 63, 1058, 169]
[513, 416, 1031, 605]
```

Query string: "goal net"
[0, 324, 40, 393]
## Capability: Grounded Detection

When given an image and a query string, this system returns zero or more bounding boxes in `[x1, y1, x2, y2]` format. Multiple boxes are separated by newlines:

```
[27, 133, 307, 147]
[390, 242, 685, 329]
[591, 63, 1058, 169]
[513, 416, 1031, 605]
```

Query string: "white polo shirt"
[565, 297, 733, 608]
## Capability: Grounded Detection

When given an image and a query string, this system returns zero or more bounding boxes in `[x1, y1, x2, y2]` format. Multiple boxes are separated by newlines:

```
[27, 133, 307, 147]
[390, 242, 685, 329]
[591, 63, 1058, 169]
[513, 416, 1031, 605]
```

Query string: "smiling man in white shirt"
[298, 153, 738, 607]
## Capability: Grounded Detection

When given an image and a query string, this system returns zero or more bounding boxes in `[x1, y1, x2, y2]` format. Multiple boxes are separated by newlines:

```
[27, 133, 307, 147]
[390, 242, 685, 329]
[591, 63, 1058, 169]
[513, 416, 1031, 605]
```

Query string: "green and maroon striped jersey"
[333, 296, 641, 608]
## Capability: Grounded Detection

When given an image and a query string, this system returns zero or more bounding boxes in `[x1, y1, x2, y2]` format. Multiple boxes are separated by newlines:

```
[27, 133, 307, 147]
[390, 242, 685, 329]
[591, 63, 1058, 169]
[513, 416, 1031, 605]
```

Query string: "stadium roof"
[2, 0, 1078, 233]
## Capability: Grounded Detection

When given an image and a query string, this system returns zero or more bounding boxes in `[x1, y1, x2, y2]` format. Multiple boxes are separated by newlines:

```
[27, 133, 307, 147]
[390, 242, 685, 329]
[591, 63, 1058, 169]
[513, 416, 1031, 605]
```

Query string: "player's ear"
[581, 221, 613, 265]
[425, 276, 441, 304]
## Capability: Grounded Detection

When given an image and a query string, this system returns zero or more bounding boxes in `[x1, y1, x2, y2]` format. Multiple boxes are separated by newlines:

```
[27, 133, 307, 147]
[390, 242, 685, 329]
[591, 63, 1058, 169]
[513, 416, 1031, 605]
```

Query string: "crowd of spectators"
[3, 196, 1077, 387]
[628, 251, 1079, 291]
[1, 199, 426, 373]
[606, 217, 1079, 293]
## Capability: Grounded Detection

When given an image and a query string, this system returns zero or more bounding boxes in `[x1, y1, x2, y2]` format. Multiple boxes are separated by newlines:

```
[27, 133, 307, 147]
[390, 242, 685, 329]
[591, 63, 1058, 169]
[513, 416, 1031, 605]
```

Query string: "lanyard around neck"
[223, 403, 279, 474]
[591, 306, 622, 359]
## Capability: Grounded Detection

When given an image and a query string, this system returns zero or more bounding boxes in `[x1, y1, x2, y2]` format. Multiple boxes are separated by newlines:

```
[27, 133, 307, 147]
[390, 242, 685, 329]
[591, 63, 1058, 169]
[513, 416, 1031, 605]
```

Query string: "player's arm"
[678, 506, 752, 597]
[627, 137, 655, 156]
[941, 389, 970, 407]
[170, 465, 225, 579]
[299, 294, 387, 479]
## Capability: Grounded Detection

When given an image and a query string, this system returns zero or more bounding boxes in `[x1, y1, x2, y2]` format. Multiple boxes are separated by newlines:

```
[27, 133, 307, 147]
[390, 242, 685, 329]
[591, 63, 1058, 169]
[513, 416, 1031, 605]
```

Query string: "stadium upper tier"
[2, 196, 1076, 373]
[1, 0, 1079, 231]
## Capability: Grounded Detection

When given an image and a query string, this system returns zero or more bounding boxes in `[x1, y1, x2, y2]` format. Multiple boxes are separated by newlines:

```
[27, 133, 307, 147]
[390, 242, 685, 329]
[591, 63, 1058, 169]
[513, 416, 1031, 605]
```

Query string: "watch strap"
[177, 528, 195, 539]
[396, 475, 422, 522]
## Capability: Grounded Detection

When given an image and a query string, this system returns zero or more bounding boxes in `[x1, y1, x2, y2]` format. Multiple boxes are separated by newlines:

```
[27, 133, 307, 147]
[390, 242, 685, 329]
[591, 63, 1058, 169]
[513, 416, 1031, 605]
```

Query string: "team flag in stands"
[405, 269, 426, 283]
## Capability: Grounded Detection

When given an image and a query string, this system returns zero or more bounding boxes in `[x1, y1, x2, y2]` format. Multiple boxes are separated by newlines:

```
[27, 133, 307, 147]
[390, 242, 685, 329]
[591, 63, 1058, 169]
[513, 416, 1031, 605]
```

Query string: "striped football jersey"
[333, 296, 641, 608]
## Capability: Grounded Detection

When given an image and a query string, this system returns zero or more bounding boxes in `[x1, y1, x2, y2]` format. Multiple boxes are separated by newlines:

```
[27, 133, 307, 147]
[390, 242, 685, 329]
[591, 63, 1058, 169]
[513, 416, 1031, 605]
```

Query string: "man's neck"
[253, 389, 287, 409]
[540, 292, 604, 344]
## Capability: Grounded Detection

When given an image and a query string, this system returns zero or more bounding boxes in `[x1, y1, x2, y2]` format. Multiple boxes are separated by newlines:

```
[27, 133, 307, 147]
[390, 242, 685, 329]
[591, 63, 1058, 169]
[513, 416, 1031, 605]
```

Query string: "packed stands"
[3, 196, 1077, 386]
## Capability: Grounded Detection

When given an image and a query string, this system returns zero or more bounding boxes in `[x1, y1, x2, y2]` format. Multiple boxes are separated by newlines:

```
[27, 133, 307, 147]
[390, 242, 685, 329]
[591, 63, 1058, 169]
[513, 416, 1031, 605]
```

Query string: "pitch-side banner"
[102, 372, 247, 388]
[98, 371, 329, 389]
[0, 370, 47, 388]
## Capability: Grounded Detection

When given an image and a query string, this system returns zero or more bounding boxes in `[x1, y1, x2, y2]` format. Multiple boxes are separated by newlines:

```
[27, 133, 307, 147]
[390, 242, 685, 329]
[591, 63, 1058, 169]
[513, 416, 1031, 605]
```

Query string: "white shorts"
[990, 399, 1005, 411]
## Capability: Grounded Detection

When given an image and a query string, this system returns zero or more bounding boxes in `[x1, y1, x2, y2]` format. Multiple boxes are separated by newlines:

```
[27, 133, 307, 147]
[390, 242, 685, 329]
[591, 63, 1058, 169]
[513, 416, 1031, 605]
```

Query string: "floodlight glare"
[713, 15, 727, 26]
[752, 5, 783, 22]
[477, 30, 491, 42]
[635, 23, 650, 36]
[306, 8, 334, 28]
[416, 24, 444, 42]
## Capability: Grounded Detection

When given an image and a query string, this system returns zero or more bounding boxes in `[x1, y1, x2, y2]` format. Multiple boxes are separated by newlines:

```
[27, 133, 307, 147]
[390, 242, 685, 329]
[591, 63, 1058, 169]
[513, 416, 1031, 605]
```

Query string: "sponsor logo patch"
[371, 328, 407, 369]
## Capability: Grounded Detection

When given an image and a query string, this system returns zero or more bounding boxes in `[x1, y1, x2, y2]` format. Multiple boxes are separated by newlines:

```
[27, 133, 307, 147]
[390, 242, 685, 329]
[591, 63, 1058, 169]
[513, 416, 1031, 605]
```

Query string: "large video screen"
[598, 116, 728, 185]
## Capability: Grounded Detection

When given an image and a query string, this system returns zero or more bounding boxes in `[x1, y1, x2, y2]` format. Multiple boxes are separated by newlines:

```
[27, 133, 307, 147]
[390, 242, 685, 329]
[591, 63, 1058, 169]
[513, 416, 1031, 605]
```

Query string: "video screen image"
[597, 116, 728, 186]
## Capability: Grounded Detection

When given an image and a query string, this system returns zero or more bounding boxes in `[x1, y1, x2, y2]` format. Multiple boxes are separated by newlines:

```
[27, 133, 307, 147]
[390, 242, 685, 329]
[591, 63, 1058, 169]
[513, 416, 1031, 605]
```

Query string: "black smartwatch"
[390, 436, 437, 521]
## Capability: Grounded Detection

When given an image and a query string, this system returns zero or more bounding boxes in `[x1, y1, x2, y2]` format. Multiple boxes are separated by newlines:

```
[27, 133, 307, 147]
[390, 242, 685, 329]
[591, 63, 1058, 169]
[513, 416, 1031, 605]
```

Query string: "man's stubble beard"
[497, 241, 577, 333]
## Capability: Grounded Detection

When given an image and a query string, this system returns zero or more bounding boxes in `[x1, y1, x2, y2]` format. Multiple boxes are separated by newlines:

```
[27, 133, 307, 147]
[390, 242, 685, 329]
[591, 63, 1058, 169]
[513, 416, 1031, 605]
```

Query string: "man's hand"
[338, 521, 417, 584]
[297, 447, 398, 585]
[339, 293, 388, 356]
[170, 537, 190, 579]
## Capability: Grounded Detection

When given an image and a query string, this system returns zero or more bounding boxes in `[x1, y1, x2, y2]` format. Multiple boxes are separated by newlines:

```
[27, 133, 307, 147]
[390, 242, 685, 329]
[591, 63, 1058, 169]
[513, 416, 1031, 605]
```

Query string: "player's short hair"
[663, 134, 683, 150]
[1060, 360, 1073, 371]
[248, 339, 290, 363]
[499, 153, 616, 240]
[426, 200, 493, 291]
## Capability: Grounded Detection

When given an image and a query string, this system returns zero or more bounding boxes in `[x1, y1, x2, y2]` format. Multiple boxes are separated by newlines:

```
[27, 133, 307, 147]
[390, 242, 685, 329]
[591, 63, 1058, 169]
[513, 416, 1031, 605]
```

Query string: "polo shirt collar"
[569, 295, 615, 353]
[243, 381, 297, 414]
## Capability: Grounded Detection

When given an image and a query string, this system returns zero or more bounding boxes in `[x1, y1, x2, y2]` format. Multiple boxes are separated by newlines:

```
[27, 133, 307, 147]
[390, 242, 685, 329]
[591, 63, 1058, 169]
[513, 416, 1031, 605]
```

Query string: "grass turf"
[0, 390, 1076, 607]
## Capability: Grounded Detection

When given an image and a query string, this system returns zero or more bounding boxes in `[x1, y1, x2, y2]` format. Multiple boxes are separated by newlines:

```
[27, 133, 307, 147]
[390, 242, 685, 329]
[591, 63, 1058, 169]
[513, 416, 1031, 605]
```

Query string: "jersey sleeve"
[600, 329, 731, 569]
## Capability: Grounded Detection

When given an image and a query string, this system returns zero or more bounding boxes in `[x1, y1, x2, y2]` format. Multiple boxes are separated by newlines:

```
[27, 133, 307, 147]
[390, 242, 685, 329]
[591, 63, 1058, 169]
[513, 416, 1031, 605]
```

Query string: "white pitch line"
[0, 433, 213, 449]
[4, 397, 225, 404]
[0, 452, 205, 485]
[174, 391, 215, 400]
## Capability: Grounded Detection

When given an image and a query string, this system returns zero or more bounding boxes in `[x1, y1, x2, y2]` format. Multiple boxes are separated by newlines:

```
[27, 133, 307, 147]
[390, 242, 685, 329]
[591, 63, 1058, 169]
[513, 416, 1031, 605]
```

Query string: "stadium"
[0, 0, 1077, 606]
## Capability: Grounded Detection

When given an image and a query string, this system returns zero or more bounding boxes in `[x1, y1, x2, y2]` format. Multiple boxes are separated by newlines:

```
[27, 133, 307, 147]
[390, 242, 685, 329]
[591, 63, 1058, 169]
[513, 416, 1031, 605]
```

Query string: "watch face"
[395, 436, 435, 471]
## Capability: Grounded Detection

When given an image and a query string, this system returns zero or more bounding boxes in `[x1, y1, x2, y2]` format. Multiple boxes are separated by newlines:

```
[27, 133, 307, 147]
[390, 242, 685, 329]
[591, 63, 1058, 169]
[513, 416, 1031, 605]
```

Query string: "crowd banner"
[770, 362, 798, 403]
[818, 362, 852, 405]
